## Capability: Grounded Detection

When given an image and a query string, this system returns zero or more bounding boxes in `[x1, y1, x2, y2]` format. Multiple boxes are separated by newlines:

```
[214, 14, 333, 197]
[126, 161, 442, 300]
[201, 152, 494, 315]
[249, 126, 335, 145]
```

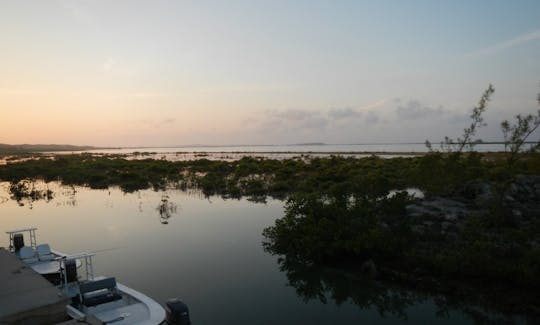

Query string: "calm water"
[82, 143, 506, 153]
[0, 183, 516, 324]
[44, 143, 509, 161]
[36, 143, 510, 163]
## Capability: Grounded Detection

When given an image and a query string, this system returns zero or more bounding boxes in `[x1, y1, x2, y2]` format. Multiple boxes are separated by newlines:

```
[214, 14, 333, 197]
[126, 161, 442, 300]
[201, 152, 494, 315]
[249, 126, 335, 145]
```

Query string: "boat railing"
[6, 227, 38, 251]
[57, 252, 96, 280]
[56, 252, 96, 295]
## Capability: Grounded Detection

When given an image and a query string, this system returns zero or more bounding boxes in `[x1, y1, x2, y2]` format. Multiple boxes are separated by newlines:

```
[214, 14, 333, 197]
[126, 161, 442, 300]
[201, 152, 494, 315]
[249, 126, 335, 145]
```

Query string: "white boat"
[6, 227, 190, 325]
[6, 227, 82, 283]
[60, 252, 172, 325]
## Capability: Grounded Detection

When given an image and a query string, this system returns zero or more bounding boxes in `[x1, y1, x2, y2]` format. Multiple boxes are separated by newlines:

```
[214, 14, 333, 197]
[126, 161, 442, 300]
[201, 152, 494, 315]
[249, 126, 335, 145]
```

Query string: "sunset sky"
[1, 1, 539, 146]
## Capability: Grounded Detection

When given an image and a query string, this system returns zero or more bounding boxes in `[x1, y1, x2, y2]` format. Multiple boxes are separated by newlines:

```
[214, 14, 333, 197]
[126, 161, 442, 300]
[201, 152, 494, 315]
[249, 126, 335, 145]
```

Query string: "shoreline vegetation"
[0, 150, 427, 158]
[1, 151, 539, 318]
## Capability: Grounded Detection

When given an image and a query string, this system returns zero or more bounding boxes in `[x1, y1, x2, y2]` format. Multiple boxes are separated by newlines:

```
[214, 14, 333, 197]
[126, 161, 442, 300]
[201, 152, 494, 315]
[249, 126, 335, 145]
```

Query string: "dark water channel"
[0, 182, 522, 324]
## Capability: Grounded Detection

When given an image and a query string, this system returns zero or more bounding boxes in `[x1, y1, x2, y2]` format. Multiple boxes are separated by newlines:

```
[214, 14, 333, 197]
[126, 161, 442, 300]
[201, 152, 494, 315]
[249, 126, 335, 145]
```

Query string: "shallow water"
[74, 143, 507, 153]
[0, 183, 519, 324]
[40, 143, 508, 162]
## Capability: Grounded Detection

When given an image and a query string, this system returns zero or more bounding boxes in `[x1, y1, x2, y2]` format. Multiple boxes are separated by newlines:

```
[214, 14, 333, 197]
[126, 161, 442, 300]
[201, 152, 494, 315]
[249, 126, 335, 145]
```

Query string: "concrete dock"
[0, 248, 68, 324]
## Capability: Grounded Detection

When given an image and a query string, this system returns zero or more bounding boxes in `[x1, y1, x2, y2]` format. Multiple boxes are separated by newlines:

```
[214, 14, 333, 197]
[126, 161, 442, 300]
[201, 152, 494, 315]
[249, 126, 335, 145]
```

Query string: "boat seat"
[36, 243, 55, 261]
[19, 246, 38, 263]
[83, 291, 123, 307]
[79, 277, 122, 307]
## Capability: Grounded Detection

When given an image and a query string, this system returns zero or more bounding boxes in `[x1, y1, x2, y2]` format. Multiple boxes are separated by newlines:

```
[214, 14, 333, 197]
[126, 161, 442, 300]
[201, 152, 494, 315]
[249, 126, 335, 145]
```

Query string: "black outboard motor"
[13, 234, 24, 252]
[64, 258, 78, 283]
[165, 298, 190, 325]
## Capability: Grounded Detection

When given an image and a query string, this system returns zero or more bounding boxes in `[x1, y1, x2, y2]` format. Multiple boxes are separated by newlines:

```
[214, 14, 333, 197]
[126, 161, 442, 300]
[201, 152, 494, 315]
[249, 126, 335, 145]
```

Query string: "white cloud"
[259, 109, 328, 132]
[359, 98, 388, 111]
[465, 30, 540, 58]
[328, 107, 362, 120]
[60, 0, 98, 26]
[396, 100, 446, 119]
[135, 117, 177, 130]
[101, 58, 138, 76]
[327, 99, 388, 121]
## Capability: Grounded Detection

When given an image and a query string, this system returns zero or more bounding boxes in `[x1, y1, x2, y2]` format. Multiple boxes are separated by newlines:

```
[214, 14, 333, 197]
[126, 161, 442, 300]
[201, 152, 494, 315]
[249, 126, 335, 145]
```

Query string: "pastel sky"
[1, 0, 539, 146]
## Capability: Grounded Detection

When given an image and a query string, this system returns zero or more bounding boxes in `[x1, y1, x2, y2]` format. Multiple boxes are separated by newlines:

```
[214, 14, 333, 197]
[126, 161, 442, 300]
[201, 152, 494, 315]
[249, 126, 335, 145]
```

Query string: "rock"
[510, 175, 540, 202]
[440, 221, 453, 232]
[462, 181, 493, 200]
[360, 259, 377, 278]
[411, 224, 424, 234]
[462, 181, 495, 208]
[406, 197, 468, 221]
[406, 174, 540, 240]
[504, 195, 515, 203]
[508, 183, 519, 195]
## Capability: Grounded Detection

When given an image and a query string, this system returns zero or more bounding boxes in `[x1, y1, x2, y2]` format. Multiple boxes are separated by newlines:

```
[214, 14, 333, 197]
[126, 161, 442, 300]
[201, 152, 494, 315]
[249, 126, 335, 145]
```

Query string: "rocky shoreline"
[406, 174, 540, 243]
[389, 174, 540, 317]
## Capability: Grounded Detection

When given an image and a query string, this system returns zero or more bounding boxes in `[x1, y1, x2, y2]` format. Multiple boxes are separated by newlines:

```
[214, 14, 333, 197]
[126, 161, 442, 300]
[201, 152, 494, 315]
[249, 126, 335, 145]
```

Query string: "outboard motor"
[64, 258, 78, 283]
[165, 298, 190, 325]
[13, 234, 24, 252]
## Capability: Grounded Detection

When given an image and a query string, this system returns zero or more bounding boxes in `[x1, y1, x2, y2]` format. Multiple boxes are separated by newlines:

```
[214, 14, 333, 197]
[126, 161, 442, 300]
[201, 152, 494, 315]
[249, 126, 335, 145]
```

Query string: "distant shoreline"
[0, 144, 111, 153]
[3, 141, 535, 153]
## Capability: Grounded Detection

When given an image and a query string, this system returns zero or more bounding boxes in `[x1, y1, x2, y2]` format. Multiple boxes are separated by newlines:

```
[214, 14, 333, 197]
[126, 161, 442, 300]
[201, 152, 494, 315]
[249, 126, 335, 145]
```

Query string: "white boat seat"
[36, 243, 54, 261]
[19, 246, 38, 263]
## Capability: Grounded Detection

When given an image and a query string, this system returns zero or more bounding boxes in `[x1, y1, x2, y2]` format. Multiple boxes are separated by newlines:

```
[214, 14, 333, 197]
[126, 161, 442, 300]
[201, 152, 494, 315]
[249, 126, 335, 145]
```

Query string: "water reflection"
[0, 181, 81, 208]
[0, 181, 183, 224]
[57, 184, 77, 207]
[276, 257, 421, 320]
[273, 255, 531, 324]
[0, 182, 535, 324]
[2, 180, 54, 208]
[156, 194, 178, 224]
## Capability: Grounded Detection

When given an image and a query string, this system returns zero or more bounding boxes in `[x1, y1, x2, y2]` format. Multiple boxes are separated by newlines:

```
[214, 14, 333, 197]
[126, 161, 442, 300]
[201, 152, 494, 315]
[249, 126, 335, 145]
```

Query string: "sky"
[1, 0, 539, 147]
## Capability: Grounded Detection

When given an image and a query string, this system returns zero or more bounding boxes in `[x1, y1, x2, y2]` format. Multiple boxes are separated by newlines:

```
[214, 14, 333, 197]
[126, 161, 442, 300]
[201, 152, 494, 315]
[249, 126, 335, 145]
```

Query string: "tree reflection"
[157, 194, 178, 224]
[275, 256, 426, 320]
[58, 184, 77, 207]
[7, 180, 53, 207]
[264, 192, 537, 324]
[269, 250, 534, 324]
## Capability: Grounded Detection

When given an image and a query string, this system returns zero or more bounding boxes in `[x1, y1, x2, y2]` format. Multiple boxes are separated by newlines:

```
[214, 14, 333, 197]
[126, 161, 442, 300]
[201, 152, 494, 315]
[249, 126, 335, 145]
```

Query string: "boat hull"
[70, 276, 166, 325]
[25, 250, 83, 275]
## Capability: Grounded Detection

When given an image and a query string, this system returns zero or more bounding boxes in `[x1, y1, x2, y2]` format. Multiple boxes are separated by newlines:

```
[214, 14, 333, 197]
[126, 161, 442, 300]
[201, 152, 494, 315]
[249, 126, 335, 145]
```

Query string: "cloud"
[393, 99, 474, 129]
[252, 105, 385, 139]
[261, 109, 328, 131]
[199, 83, 306, 94]
[365, 111, 380, 124]
[158, 118, 176, 126]
[267, 109, 317, 121]
[136, 117, 177, 129]
[127, 92, 166, 98]
[359, 98, 388, 110]
[328, 107, 362, 120]
[465, 29, 540, 58]
[61, 0, 98, 26]
[396, 99, 446, 120]
[102, 92, 168, 100]
[328, 99, 388, 121]
[101, 58, 138, 76]
[395, 100, 446, 120]
[102, 58, 116, 72]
